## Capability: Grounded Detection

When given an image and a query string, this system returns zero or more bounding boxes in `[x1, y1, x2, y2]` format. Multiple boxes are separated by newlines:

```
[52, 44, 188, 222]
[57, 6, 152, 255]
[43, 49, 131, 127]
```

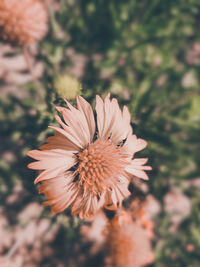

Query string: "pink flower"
[105, 211, 154, 267]
[0, 0, 48, 46]
[27, 94, 151, 219]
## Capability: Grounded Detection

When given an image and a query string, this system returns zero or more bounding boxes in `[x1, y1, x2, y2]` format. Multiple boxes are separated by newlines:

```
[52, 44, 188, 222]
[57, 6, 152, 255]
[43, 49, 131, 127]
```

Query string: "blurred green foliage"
[1, 0, 200, 266]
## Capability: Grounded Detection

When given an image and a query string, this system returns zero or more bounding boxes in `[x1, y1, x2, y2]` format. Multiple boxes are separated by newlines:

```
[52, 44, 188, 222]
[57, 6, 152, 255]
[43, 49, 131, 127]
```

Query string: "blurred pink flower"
[129, 197, 156, 240]
[183, 178, 200, 188]
[17, 202, 42, 221]
[164, 190, 191, 230]
[27, 94, 151, 219]
[145, 194, 161, 218]
[0, 0, 48, 46]
[105, 211, 154, 267]
[186, 243, 195, 253]
[81, 211, 107, 254]
[0, 44, 44, 91]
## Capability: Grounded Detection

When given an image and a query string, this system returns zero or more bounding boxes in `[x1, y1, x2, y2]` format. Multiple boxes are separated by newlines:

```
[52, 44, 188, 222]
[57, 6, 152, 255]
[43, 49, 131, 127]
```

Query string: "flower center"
[77, 140, 128, 195]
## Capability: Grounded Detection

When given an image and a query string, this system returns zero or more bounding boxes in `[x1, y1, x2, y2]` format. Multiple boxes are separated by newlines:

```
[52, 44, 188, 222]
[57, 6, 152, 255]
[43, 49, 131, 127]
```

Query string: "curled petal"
[122, 134, 147, 156]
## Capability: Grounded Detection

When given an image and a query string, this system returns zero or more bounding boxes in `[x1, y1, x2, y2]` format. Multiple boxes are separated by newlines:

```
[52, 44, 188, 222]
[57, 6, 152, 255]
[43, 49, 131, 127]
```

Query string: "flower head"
[0, 0, 48, 46]
[27, 94, 151, 219]
[105, 211, 154, 267]
[54, 74, 82, 99]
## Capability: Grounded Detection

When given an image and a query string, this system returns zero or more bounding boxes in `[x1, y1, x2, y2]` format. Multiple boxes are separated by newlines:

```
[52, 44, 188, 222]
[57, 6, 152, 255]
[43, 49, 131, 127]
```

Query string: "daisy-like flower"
[27, 94, 151, 219]
[0, 0, 48, 46]
[105, 211, 154, 267]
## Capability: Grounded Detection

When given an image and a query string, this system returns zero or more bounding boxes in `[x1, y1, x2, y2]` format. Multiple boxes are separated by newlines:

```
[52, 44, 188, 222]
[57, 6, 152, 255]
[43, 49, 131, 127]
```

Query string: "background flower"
[0, 0, 48, 46]
[105, 211, 154, 267]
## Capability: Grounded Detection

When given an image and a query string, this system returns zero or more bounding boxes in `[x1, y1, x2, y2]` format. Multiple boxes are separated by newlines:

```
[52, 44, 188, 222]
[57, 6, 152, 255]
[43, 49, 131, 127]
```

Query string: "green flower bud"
[54, 74, 82, 99]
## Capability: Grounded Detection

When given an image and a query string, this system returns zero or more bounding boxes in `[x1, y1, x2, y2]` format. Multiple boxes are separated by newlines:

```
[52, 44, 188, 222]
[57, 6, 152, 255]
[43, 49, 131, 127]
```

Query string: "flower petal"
[76, 96, 96, 142]
[96, 94, 132, 144]
[62, 99, 92, 146]
[49, 125, 83, 148]
[39, 175, 79, 214]
[126, 165, 149, 180]
[122, 134, 147, 156]
[39, 131, 78, 151]
[95, 95, 105, 137]
[27, 149, 75, 171]
[34, 166, 66, 184]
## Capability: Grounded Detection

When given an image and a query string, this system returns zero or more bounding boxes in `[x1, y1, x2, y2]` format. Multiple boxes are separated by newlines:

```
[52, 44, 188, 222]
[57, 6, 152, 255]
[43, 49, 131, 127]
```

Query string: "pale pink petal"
[51, 186, 79, 214]
[95, 95, 105, 137]
[131, 158, 152, 171]
[108, 98, 132, 143]
[27, 149, 75, 170]
[126, 165, 149, 180]
[96, 94, 132, 144]
[101, 94, 115, 138]
[40, 131, 78, 151]
[56, 101, 91, 146]
[77, 96, 96, 142]
[134, 165, 152, 170]
[39, 177, 70, 198]
[55, 115, 86, 147]
[98, 95, 121, 141]
[71, 192, 102, 219]
[39, 176, 79, 214]
[111, 179, 130, 207]
[27, 149, 73, 160]
[103, 97, 123, 141]
[132, 158, 148, 165]
[96, 95, 119, 141]
[104, 176, 130, 210]
[122, 134, 147, 156]
[39, 173, 74, 193]
[111, 188, 118, 207]
[64, 100, 92, 141]
[34, 166, 67, 184]
[109, 99, 128, 138]
[133, 138, 147, 152]
[80, 196, 99, 219]
[122, 105, 131, 125]
[49, 126, 82, 148]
